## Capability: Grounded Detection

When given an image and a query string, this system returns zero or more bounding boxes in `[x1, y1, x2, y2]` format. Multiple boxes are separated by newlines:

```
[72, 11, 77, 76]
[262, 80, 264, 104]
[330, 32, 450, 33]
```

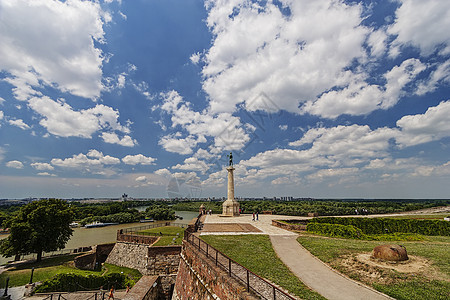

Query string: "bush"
[310, 217, 450, 236]
[35, 272, 129, 293]
[307, 223, 364, 239]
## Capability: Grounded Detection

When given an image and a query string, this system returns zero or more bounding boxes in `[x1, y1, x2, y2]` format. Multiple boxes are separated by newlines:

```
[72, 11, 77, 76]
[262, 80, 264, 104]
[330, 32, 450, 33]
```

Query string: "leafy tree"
[0, 199, 74, 262]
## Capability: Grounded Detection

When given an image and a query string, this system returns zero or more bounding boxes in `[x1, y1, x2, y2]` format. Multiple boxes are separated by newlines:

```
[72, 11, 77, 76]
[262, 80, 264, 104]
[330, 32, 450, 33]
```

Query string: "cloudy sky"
[1, 0, 450, 199]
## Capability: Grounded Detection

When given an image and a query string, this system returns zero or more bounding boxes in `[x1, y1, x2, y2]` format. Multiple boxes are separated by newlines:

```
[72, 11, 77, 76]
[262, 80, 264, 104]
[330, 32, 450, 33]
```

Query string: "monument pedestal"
[222, 166, 240, 217]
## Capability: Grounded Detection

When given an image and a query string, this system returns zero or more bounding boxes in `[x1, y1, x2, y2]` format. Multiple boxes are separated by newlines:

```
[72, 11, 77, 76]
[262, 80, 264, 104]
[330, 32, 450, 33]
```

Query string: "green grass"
[201, 235, 325, 300]
[0, 255, 142, 288]
[297, 234, 450, 299]
[386, 214, 449, 220]
[138, 226, 184, 246]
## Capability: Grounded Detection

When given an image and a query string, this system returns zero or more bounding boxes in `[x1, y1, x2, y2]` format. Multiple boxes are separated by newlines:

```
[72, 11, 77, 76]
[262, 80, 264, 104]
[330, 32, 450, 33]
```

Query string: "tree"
[0, 199, 74, 262]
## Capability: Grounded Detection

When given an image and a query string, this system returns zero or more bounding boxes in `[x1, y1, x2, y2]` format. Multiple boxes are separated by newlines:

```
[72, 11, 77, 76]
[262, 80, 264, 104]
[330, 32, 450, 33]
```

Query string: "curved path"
[202, 214, 393, 300]
[270, 235, 392, 300]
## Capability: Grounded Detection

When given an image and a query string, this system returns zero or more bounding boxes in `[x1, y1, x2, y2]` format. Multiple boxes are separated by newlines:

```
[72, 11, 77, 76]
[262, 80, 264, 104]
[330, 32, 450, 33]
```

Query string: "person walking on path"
[108, 286, 115, 300]
[252, 212, 255, 221]
[256, 211, 259, 221]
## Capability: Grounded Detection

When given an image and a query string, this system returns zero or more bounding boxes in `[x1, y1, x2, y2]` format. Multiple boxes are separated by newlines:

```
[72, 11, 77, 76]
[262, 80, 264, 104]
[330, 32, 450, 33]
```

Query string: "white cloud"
[388, 0, 450, 56]
[0, 111, 4, 120]
[396, 100, 450, 147]
[28, 96, 131, 138]
[0, 0, 106, 100]
[86, 149, 104, 158]
[0, 97, 5, 105]
[51, 152, 120, 170]
[202, 0, 369, 114]
[135, 175, 147, 182]
[37, 172, 56, 177]
[101, 132, 137, 147]
[31, 162, 54, 171]
[8, 119, 30, 130]
[154, 168, 171, 177]
[301, 58, 426, 118]
[172, 157, 210, 174]
[190, 52, 201, 64]
[122, 154, 156, 165]
[279, 125, 288, 131]
[159, 90, 253, 154]
[6, 160, 24, 169]
[416, 59, 450, 95]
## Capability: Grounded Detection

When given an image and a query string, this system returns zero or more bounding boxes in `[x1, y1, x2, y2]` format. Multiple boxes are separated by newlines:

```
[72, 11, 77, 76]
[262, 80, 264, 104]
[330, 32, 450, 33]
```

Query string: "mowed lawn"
[0, 254, 141, 288]
[297, 234, 450, 300]
[201, 234, 325, 300]
[138, 226, 185, 246]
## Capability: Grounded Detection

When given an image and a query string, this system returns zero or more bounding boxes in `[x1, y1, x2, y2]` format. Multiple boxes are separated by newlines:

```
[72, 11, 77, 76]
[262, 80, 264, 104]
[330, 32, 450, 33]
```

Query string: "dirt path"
[270, 235, 393, 300]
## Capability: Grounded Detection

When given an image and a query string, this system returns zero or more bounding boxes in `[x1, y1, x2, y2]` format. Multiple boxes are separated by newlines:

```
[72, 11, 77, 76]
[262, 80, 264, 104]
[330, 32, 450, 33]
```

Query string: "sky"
[0, 0, 450, 199]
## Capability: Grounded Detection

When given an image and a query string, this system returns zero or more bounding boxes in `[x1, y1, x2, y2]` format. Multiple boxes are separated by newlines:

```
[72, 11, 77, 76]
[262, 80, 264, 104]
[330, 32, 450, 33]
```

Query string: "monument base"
[221, 198, 240, 217]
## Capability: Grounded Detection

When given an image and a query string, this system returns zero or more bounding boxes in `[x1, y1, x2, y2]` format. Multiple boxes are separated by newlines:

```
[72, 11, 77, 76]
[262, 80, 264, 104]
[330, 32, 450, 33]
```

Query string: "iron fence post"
[206, 244, 209, 258]
[228, 259, 231, 276]
[273, 286, 276, 300]
[247, 270, 250, 292]
[215, 251, 218, 266]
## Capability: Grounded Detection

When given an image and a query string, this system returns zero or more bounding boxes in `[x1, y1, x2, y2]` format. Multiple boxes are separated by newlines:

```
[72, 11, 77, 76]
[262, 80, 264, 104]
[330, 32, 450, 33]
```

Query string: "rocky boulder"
[372, 244, 408, 261]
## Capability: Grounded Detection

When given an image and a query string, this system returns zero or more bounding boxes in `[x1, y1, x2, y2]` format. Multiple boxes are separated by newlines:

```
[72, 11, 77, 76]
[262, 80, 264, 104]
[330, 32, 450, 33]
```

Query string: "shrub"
[307, 223, 364, 239]
[35, 272, 129, 293]
[310, 217, 450, 236]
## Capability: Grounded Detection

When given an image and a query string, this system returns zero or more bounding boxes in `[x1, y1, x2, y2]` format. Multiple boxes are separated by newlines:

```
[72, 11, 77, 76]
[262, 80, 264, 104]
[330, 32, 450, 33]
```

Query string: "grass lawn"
[138, 226, 184, 246]
[297, 233, 450, 300]
[201, 235, 325, 300]
[386, 214, 449, 220]
[0, 255, 142, 288]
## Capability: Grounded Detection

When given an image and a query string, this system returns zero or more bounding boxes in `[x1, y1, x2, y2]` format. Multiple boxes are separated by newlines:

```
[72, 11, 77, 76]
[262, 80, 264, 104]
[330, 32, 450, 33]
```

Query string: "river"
[0, 210, 198, 266]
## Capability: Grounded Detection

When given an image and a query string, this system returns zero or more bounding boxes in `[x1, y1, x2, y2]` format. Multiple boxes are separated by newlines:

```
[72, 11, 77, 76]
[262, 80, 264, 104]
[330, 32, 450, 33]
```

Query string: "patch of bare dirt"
[337, 253, 448, 285]
[201, 223, 262, 233]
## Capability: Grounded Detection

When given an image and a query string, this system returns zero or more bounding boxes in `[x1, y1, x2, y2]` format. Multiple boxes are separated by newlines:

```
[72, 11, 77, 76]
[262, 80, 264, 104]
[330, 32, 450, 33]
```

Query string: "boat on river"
[84, 221, 119, 228]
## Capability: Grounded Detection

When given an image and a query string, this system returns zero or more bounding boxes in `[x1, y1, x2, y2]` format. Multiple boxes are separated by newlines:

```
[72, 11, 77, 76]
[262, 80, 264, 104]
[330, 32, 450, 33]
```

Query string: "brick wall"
[147, 246, 181, 275]
[173, 241, 258, 300]
[123, 275, 161, 300]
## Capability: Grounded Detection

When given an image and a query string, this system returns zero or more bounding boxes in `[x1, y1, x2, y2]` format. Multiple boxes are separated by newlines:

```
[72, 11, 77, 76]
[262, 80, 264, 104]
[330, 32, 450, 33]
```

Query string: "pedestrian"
[252, 212, 255, 221]
[256, 211, 259, 221]
[126, 284, 130, 293]
[108, 286, 114, 300]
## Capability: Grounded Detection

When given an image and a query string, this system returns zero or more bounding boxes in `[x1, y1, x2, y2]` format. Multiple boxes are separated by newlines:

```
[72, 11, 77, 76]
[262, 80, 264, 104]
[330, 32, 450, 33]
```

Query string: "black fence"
[184, 232, 296, 300]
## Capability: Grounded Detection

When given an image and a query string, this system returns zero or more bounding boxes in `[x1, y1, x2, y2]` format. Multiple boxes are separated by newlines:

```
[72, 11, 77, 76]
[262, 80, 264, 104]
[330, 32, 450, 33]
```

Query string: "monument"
[222, 152, 240, 217]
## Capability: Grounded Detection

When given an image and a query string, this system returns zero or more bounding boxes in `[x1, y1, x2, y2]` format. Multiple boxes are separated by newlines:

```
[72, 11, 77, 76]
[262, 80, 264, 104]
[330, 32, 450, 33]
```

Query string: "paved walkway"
[202, 214, 392, 300]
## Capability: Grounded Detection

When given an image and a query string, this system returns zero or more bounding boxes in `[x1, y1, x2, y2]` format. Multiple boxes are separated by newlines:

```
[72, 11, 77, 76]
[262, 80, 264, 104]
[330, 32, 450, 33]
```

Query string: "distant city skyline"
[1, 0, 450, 199]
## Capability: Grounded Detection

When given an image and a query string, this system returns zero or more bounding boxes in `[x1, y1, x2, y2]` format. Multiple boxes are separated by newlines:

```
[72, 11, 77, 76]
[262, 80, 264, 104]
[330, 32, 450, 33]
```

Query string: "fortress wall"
[172, 240, 257, 300]
[106, 242, 150, 274]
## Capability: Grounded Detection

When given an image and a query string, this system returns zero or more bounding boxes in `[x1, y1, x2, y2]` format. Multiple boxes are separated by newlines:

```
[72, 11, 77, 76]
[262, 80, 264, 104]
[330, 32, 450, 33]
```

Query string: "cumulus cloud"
[301, 58, 426, 118]
[0, 0, 106, 100]
[31, 162, 54, 171]
[202, 0, 369, 114]
[28, 96, 132, 141]
[388, 0, 450, 56]
[122, 154, 156, 165]
[158, 90, 253, 155]
[172, 157, 210, 174]
[51, 151, 120, 175]
[396, 100, 450, 147]
[8, 119, 30, 130]
[101, 132, 137, 147]
[6, 160, 24, 169]
[37, 172, 56, 177]
[135, 175, 147, 182]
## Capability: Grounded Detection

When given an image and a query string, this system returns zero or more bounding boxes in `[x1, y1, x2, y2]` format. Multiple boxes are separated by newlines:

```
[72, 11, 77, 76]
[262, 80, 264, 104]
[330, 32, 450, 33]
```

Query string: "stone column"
[227, 166, 235, 201]
[222, 166, 239, 217]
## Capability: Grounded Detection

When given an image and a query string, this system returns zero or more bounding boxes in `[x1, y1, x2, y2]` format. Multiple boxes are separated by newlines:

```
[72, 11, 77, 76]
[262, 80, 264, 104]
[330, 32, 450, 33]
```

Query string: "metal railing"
[184, 232, 296, 300]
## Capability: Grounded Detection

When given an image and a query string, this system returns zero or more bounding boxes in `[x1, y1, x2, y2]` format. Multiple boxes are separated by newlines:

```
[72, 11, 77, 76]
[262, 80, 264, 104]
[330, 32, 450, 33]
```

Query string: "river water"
[0, 210, 198, 266]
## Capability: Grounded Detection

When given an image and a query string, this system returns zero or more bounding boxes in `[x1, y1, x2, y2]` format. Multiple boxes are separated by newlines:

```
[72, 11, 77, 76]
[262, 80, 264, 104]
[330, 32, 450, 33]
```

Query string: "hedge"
[306, 223, 364, 239]
[310, 217, 449, 236]
[35, 273, 129, 293]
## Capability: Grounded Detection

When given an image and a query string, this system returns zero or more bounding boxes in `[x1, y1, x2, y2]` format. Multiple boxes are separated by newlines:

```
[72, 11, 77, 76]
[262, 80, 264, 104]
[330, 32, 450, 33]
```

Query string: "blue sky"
[1, 0, 450, 199]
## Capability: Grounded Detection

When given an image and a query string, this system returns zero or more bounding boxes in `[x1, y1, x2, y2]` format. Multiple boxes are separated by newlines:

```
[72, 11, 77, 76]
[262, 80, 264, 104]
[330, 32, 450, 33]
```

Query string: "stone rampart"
[123, 275, 161, 300]
[74, 243, 115, 270]
[147, 246, 181, 275]
[106, 242, 150, 274]
[172, 240, 257, 300]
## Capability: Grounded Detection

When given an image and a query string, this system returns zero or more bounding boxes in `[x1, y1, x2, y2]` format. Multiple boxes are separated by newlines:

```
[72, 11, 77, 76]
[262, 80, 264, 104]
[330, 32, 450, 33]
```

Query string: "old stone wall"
[272, 220, 307, 231]
[106, 242, 150, 274]
[172, 241, 257, 300]
[74, 243, 115, 270]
